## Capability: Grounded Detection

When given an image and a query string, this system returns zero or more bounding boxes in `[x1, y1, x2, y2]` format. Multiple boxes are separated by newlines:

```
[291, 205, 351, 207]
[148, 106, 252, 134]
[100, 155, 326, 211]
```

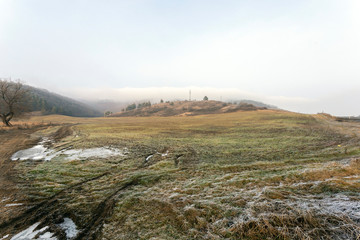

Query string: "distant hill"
[82, 99, 129, 113]
[26, 86, 102, 117]
[229, 99, 278, 109]
[110, 100, 267, 117]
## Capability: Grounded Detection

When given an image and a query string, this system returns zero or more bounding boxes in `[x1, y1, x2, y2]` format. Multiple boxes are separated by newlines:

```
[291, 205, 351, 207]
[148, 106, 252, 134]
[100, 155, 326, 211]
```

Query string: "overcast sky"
[1, 0, 360, 115]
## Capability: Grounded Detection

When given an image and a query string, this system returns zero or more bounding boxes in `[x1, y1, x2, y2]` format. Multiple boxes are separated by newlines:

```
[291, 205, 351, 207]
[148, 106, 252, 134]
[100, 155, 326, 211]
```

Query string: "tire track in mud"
[74, 172, 165, 240]
[1, 171, 163, 239]
[0, 171, 110, 234]
[1, 125, 167, 239]
[72, 172, 165, 239]
[74, 178, 140, 240]
[0, 125, 62, 225]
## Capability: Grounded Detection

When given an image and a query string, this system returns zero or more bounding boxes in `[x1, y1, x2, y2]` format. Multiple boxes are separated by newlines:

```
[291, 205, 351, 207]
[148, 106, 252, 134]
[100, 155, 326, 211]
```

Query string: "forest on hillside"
[27, 86, 102, 117]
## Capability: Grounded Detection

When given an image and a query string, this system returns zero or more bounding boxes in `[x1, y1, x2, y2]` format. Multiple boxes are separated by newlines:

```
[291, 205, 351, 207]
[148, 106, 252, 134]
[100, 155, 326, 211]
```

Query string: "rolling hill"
[111, 100, 267, 117]
[231, 99, 278, 109]
[26, 86, 102, 117]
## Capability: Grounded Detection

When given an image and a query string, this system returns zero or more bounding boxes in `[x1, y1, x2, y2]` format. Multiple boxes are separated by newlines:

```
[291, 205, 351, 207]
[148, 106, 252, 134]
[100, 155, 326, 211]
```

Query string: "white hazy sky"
[1, 0, 360, 115]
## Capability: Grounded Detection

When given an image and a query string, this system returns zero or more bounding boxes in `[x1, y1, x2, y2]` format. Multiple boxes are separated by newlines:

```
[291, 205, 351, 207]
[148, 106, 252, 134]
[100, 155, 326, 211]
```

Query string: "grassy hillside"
[231, 99, 278, 109]
[112, 100, 266, 117]
[27, 86, 102, 117]
[1, 110, 360, 239]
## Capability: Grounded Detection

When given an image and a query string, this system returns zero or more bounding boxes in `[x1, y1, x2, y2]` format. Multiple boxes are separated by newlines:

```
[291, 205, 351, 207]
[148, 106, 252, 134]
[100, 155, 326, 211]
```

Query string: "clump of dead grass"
[229, 212, 359, 240]
[227, 200, 360, 240]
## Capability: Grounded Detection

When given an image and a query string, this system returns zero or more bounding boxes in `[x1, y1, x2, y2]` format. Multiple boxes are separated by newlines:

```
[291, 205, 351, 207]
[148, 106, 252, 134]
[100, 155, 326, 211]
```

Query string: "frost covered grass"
[4, 110, 360, 239]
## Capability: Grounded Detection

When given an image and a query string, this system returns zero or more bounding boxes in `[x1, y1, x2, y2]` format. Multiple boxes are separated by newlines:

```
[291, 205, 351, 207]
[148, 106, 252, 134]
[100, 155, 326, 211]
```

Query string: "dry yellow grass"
[1, 110, 360, 239]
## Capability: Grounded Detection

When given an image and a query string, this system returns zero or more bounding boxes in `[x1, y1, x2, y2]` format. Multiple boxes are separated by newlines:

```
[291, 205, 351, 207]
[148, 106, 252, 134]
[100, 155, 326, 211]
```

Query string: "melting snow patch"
[58, 218, 78, 239]
[161, 151, 169, 157]
[5, 203, 23, 207]
[10, 222, 56, 240]
[11, 146, 54, 161]
[9, 218, 78, 240]
[145, 155, 153, 162]
[11, 137, 125, 161]
[38, 232, 55, 239]
[343, 175, 359, 179]
[1, 197, 10, 202]
[11, 138, 54, 161]
[62, 147, 123, 160]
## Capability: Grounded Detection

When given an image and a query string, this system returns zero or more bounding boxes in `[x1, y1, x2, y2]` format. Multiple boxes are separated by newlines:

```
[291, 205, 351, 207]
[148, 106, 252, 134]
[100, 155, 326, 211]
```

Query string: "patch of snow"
[161, 151, 169, 157]
[38, 232, 55, 239]
[10, 222, 40, 239]
[11, 145, 53, 161]
[1, 197, 10, 202]
[58, 218, 79, 239]
[10, 218, 78, 240]
[11, 138, 54, 161]
[5, 203, 23, 207]
[145, 155, 153, 162]
[63, 147, 123, 160]
[169, 193, 180, 198]
[43, 151, 61, 161]
[343, 175, 359, 179]
[11, 137, 125, 161]
[1, 234, 9, 240]
[10, 222, 57, 240]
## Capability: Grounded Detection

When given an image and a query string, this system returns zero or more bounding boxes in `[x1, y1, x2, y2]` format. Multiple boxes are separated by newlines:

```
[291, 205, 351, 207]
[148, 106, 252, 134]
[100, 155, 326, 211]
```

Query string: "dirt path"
[0, 124, 74, 225]
[0, 124, 128, 239]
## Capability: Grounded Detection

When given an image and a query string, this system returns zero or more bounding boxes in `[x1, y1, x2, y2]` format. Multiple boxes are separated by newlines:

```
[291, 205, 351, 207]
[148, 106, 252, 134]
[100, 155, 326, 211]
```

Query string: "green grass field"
[2, 110, 360, 239]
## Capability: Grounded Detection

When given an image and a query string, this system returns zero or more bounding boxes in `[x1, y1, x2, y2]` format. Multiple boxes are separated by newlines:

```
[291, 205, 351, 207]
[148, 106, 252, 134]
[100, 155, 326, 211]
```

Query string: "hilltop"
[111, 100, 267, 117]
[230, 99, 278, 109]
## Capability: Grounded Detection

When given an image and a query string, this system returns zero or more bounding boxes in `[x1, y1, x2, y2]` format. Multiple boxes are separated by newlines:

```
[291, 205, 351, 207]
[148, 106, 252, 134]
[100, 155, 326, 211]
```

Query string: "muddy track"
[0, 122, 140, 238]
[0, 124, 110, 237]
[0, 175, 150, 239]
[1, 163, 162, 239]
[75, 178, 140, 240]
[51, 125, 75, 142]
[75, 172, 165, 240]
[0, 125, 58, 224]
[0, 171, 111, 232]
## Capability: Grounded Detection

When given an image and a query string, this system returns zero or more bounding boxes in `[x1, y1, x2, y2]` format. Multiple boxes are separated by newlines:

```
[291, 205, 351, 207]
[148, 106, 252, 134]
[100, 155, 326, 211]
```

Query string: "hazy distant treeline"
[27, 86, 102, 117]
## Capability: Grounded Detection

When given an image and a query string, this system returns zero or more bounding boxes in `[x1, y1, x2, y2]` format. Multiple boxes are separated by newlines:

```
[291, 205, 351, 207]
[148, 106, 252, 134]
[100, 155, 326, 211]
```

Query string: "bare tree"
[0, 79, 29, 127]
